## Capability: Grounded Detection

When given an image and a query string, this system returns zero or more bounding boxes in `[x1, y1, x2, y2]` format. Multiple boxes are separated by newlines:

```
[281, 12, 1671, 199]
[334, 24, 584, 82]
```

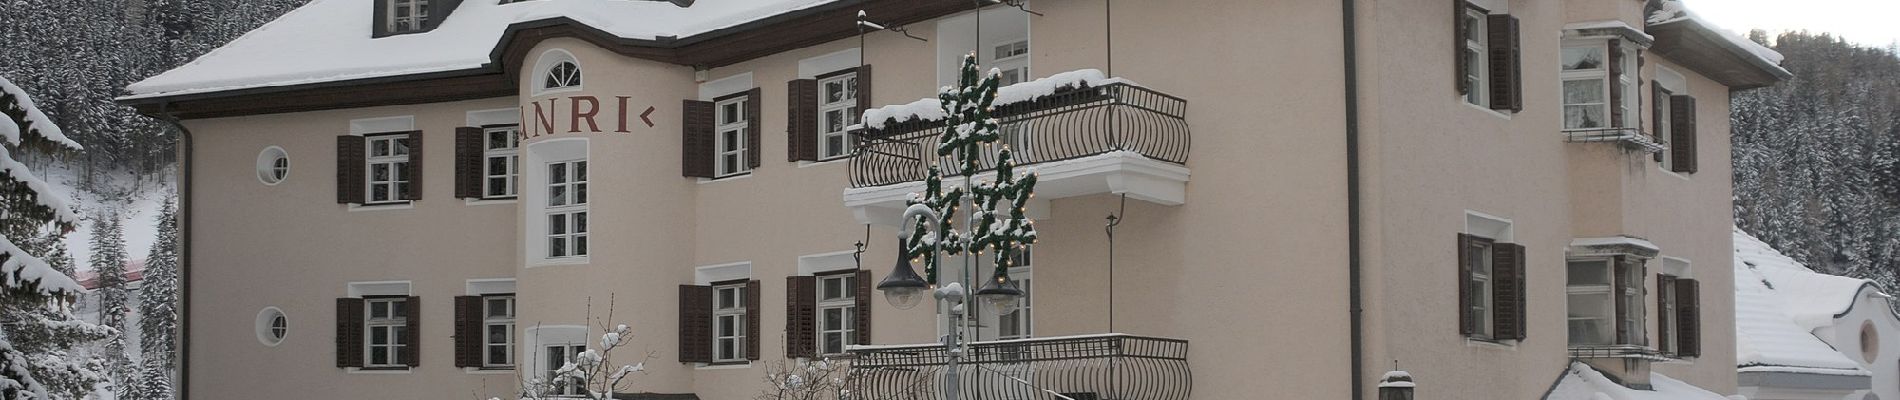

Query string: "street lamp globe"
[974, 273, 1024, 315]
[877, 239, 931, 310]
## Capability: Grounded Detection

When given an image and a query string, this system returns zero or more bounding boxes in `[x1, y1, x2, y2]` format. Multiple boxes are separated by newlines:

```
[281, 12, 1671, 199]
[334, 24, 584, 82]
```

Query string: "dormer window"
[388, 0, 429, 34]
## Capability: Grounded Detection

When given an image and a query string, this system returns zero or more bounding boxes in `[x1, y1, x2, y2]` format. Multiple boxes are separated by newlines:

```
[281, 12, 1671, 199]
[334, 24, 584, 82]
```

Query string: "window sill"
[465, 197, 518, 206]
[1460, 101, 1515, 120]
[348, 202, 414, 212]
[799, 157, 852, 168]
[346, 367, 413, 374]
[464, 367, 516, 374]
[529, 257, 591, 268]
[1464, 337, 1518, 350]
[698, 173, 753, 184]
[697, 362, 752, 370]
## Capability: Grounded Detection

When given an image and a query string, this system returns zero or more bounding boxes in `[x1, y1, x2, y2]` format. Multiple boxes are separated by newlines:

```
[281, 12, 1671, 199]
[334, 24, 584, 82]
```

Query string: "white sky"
[1688, 0, 1900, 47]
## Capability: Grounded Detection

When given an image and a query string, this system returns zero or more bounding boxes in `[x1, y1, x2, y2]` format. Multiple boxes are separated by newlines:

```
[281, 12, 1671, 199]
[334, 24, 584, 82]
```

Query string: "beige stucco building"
[121, 0, 1789, 399]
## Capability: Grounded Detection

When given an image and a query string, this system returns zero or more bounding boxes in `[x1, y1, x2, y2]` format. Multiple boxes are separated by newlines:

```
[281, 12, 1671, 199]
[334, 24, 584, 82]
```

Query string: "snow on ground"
[124, 0, 844, 98]
[32, 160, 173, 273]
[1545, 362, 1733, 400]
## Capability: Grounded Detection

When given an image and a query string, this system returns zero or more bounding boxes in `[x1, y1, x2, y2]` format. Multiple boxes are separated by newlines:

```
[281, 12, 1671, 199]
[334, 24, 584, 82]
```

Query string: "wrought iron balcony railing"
[849, 83, 1190, 188]
[1563, 128, 1668, 153]
[847, 334, 1192, 400]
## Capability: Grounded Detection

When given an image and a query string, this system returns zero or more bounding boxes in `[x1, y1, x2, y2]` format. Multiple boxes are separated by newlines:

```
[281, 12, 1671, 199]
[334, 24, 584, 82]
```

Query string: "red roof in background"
[77, 259, 145, 290]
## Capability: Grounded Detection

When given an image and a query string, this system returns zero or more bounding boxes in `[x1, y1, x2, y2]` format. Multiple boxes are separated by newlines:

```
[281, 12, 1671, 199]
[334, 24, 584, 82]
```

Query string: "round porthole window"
[256, 146, 289, 185]
[1860, 320, 1879, 362]
[256, 307, 288, 346]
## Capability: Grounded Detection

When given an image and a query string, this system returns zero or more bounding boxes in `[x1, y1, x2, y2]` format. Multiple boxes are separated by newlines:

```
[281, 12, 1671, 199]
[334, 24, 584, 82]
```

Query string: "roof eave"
[1647, 19, 1792, 90]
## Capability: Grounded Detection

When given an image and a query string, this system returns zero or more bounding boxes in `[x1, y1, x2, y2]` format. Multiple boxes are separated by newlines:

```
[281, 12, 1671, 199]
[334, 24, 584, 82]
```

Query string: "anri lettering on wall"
[523, 95, 658, 138]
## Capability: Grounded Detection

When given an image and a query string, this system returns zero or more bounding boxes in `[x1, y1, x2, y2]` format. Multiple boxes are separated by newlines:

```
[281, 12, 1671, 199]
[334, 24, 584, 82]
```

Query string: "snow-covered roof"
[1732, 227, 1874, 376]
[1647, 0, 1789, 74]
[1544, 362, 1733, 400]
[123, 0, 843, 99]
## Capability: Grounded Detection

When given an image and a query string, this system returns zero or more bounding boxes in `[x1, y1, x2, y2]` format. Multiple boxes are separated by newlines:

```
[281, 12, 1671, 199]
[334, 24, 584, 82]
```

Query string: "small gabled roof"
[123, 0, 842, 100]
[1732, 227, 1875, 376]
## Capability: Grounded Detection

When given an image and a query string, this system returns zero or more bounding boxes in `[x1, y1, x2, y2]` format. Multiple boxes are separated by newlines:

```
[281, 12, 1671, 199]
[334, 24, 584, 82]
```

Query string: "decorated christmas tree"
[900, 53, 1039, 289]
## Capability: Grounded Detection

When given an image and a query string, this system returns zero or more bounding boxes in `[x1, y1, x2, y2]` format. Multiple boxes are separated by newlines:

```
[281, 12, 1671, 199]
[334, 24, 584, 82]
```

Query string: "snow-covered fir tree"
[130, 196, 178, 400]
[86, 213, 135, 396]
[0, 75, 104, 399]
[1732, 31, 1900, 290]
[1, 224, 114, 400]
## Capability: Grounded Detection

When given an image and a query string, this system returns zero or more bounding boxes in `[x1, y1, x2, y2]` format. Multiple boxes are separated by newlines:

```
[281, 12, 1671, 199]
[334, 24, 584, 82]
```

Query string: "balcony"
[844, 81, 1191, 225]
[1563, 128, 1667, 154]
[847, 334, 1192, 400]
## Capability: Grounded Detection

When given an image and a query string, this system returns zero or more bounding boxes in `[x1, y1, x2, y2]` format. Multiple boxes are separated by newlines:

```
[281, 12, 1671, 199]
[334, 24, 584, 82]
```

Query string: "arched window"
[544, 61, 581, 90]
[534, 49, 583, 95]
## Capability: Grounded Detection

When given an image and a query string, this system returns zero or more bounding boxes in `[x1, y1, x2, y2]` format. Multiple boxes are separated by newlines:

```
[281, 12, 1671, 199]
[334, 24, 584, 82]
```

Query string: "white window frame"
[1462, 7, 1489, 106]
[1560, 42, 1612, 131]
[713, 283, 747, 362]
[364, 297, 409, 368]
[1621, 261, 1646, 346]
[484, 295, 517, 368]
[1654, 68, 1688, 172]
[364, 133, 412, 205]
[714, 96, 750, 177]
[257, 146, 290, 185]
[992, 39, 1031, 86]
[1657, 275, 1678, 353]
[545, 160, 587, 259]
[816, 73, 859, 160]
[817, 272, 857, 355]
[388, 0, 429, 33]
[1566, 258, 1646, 347]
[484, 126, 520, 199]
[543, 343, 587, 396]
[998, 246, 1034, 340]
[1467, 238, 1495, 339]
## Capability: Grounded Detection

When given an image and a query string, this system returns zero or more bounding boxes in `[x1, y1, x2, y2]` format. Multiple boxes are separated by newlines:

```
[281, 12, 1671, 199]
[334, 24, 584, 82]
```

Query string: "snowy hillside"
[31, 159, 174, 272]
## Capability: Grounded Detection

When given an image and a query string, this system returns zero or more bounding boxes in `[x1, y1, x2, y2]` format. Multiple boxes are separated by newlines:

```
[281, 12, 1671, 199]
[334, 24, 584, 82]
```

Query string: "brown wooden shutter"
[454, 295, 480, 368]
[1492, 243, 1526, 341]
[371, 0, 391, 37]
[1677, 278, 1701, 357]
[746, 88, 763, 169]
[336, 135, 367, 204]
[746, 280, 761, 361]
[1652, 84, 1669, 162]
[423, 0, 461, 31]
[1453, 1, 1469, 96]
[855, 269, 873, 346]
[403, 296, 421, 367]
[454, 127, 483, 199]
[401, 131, 424, 201]
[1670, 95, 1698, 174]
[1456, 233, 1484, 336]
[336, 298, 365, 368]
[1609, 41, 1628, 128]
[1655, 274, 1676, 354]
[677, 285, 713, 363]
[787, 79, 819, 162]
[785, 276, 817, 358]
[1486, 14, 1522, 112]
[681, 100, 715, 178]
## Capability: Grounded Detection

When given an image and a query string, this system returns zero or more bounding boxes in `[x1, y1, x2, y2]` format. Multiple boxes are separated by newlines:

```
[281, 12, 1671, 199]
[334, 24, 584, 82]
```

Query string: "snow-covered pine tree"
[87, 212, 136, 396]
[132, 196, 178, 400]
[0, 75, 101, 399]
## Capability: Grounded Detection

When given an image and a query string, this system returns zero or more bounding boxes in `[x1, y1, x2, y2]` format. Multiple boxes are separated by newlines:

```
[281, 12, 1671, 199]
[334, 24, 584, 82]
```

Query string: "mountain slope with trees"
[1732, 31, 1900, 290]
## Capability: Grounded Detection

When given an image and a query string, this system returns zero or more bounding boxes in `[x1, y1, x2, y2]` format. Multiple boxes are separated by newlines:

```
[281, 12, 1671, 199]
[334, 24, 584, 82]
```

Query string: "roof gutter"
[152, 103, 192, 400]
[1341, 0, 1365, 399]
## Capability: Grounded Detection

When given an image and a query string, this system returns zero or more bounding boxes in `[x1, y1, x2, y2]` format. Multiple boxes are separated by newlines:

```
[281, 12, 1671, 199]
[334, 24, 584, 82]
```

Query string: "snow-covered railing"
[849, 77, 1190, 188]
[846, 334, 1191, 400]
[1563, 127, 1668, 154]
